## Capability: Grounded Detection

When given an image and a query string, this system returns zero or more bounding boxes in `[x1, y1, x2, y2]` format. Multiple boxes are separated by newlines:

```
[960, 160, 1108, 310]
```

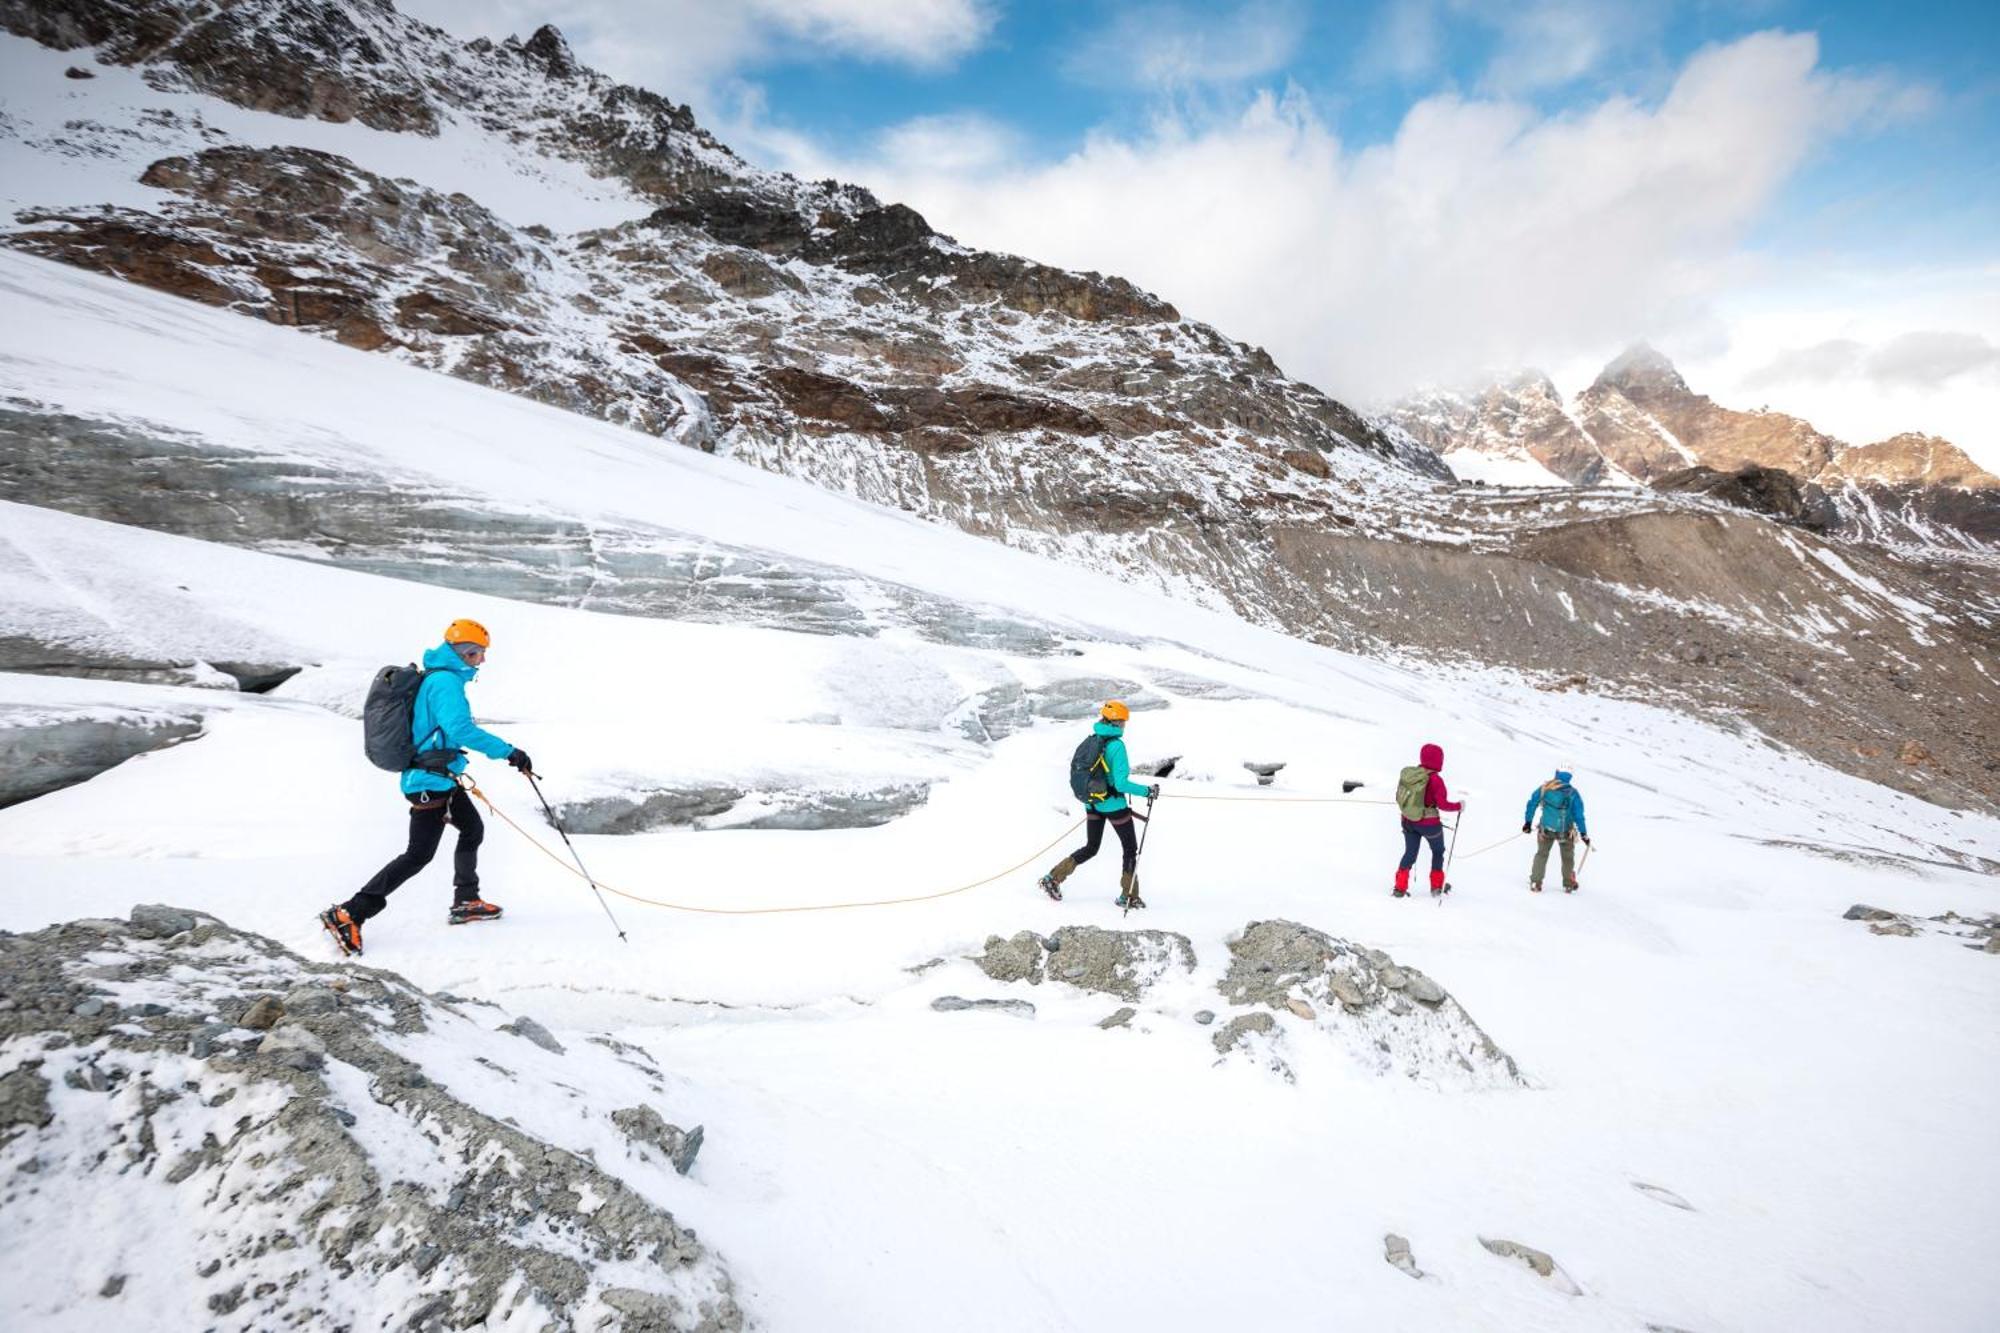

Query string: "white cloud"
[1063, 1, 1306, 90]
[1690, 264, 2000, 464]
[397, 0, 996, 107]
[770, 32, 1916, 412]
[1362, 0, 1671, 91]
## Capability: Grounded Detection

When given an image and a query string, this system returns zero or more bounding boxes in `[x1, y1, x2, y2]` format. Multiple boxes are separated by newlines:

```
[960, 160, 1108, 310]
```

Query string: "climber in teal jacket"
[1085, 714, 1155, 814]
[403, 639, 518, 796]
[323, 619, 528, 956]
[1522, 768, 1590, 893]
[1039, 701, 1159, 907]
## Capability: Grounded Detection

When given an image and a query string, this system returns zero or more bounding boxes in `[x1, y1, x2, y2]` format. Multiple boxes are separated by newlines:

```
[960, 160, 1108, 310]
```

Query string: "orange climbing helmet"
[443, 618, 491, 649]
[1100, 699, 1131, 723]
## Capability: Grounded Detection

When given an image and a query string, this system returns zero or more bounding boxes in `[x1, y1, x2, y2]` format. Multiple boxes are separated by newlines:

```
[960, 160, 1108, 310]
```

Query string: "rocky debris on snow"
[930, 996, 1035, 1018]
[238, 995, 283, 1030]
[499, 1015, 568, 1055]
[1840, 905, 2000, 949]
[1219, 921, 1522, 1088]
[1130, 754, 1181, 777]
[548, 781, 930, 834]
[0, 907, 739, 1330]
[1097, 1007, 1137, 1030]
[1479, 1237, 1583, 1296]
[0, 703, 204, 807]
[1210, 1012, 1291, 1081]
[1383, 1233, 1423, 1279]
[1633, 1181, 1696, 1211]
[1842, 904, 1900, 921]
[1192, 1010, 1216, 1025]
[973, 926, 1196, 1002]
[611, 1106, 705, 1176]
[1242, 761, 1286, 786]
[971, 931, 1048, 985]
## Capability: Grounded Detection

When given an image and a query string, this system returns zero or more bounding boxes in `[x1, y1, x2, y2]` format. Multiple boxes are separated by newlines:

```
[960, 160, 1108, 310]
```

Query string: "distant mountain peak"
[1592, 343, 1689, 399]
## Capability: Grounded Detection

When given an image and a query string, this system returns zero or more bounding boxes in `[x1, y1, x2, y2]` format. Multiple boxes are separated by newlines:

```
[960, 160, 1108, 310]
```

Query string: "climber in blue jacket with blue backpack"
[1523, 768, 1590, 893]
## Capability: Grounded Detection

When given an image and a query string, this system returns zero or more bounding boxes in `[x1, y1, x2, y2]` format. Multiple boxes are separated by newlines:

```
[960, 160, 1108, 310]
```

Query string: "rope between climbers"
[464, 780, 1083, 916]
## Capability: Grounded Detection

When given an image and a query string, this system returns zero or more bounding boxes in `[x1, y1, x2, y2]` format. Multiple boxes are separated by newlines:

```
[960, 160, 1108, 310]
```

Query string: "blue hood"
[423, 641, 477, 679]
[1093, 719, 1125, 738]
[1554, 769, 1573, 784]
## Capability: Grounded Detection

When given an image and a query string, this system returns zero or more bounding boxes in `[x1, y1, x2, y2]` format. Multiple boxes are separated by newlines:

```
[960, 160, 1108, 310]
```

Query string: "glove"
[507, 748, 534, 774]
[1522, 822, 1532, 834]
[1583, 836, 1592, 846]
[1147, 784, 1161, 801]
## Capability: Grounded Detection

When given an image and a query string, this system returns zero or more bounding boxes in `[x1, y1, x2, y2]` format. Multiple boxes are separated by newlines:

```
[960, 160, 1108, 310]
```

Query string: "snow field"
[0, 252, 1994, 1331]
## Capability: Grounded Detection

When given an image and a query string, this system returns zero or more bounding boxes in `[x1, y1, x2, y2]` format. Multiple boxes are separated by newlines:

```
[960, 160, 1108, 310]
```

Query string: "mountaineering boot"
[320, 906, 363, 957]
[1116, 871, 1146, 911]
[448, 899, 503, 925]
[1392, 867, 1410, 898]
[1529, 882, 1543, 893]
[1563, 881, 1579, 894]
[1429, 869, 1449, 898]
[1040, 856, 1076, 901]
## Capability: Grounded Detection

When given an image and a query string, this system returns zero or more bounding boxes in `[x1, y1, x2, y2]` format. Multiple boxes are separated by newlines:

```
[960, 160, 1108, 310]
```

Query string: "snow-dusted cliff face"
[2, 3, 1997, 807]
[1391, 346, 2000, 550]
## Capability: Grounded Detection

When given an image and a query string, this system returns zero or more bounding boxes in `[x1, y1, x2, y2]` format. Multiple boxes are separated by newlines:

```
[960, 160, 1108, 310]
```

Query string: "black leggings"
[346, 788, 485, 921]
[1399, 823, 1445, 872]
[1072, 809, 1139, 873]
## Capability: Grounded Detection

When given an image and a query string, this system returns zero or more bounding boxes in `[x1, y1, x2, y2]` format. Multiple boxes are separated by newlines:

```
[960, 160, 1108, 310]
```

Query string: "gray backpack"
[361, 665, 456, 773]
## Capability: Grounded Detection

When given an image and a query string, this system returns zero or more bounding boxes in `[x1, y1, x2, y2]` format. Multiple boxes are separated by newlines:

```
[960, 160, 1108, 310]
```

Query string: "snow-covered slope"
[3, 243, 1997, 1331]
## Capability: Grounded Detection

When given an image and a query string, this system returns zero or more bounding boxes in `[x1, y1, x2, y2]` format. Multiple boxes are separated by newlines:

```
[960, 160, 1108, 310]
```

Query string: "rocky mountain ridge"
[2, 2, 1997, 808]
[1391, 345, 2000, 549]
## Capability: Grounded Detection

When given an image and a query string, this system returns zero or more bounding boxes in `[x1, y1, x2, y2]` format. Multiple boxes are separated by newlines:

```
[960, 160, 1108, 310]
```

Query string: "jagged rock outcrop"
[1652, 463, 1838, 531]
[0, 906, 742, 1329]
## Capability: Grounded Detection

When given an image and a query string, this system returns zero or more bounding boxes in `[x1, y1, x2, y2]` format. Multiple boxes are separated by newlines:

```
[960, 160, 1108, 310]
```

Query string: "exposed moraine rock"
[971, 926, 1196, 1003]
[0, 907, 740, 1329]
[1219, 920, 1521, 1087]
[1479, 1237, 1583, 1296]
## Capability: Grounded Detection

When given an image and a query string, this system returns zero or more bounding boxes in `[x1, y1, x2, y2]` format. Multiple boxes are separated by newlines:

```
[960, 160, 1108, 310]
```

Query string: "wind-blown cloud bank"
[768, 31, 1918, 411]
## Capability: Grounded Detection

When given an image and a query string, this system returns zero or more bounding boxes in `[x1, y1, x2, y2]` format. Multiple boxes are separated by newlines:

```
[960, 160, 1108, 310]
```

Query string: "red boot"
[1393, 867, 1410, 897]
[1429, 869, 1449, 897]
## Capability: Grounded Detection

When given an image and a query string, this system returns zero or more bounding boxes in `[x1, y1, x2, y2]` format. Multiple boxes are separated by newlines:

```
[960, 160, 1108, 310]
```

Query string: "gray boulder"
[128, 904, 199, 939]
[498, 1015, 567, 1055]
[1383, 1233, 1422, 1279]
[1842, 904, 1899, 921]
[610, 1105, 705, 1176]
[1479, 1236, 1583, 1295]
[1098, 1007, 1137, 1030]
[931, 996, 1035, 1018]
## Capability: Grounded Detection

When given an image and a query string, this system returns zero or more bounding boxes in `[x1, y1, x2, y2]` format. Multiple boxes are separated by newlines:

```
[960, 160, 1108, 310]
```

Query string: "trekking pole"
[1440, 808, 1463, 907]
[521, 771, 630, 943]
[1123, 793, 1157, 919]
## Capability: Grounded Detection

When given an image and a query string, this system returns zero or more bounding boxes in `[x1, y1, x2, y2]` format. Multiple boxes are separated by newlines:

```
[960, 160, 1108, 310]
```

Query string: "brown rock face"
[1826, 434, 1999, 489]
[1577, 345, 1840, 483]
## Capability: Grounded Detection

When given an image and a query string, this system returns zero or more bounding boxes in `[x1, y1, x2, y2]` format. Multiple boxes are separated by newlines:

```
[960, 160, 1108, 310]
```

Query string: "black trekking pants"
[1071, 809, 1139, 874]
[346, 788, 484, 921]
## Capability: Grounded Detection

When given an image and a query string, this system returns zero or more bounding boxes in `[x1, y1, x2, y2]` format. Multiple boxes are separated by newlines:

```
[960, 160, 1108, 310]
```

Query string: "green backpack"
[1396, 765, 1432, 821]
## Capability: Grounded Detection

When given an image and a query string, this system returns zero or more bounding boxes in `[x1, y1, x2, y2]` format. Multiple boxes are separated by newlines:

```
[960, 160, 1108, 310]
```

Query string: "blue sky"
[407, 0, 2000, 458]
